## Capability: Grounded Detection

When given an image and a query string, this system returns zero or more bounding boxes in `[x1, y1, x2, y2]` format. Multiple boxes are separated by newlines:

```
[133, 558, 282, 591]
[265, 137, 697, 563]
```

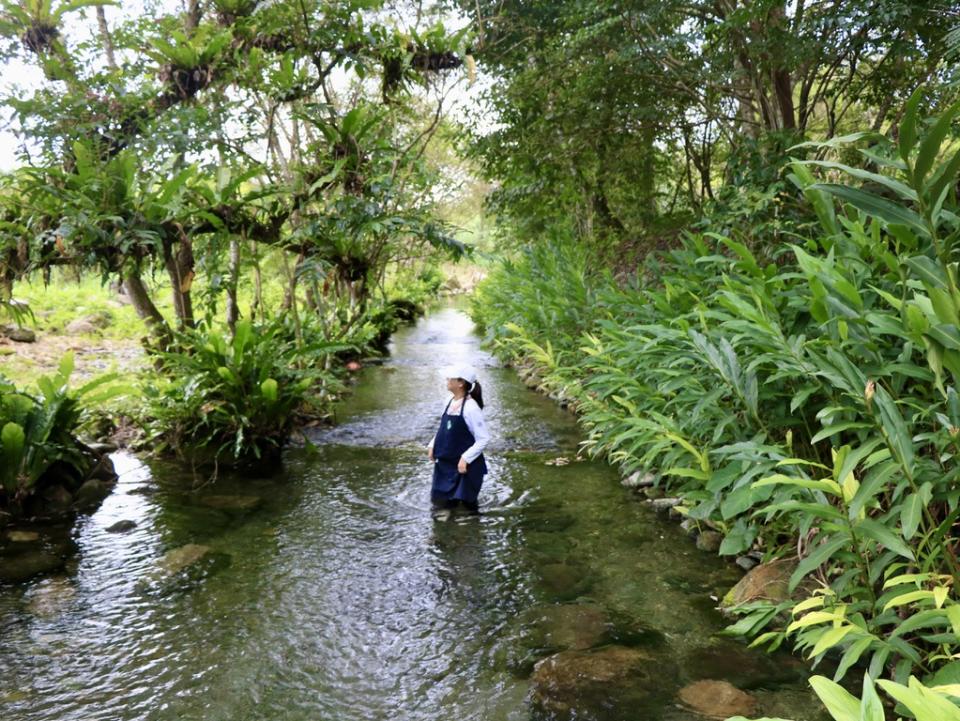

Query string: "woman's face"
[446, 377, 464, 394]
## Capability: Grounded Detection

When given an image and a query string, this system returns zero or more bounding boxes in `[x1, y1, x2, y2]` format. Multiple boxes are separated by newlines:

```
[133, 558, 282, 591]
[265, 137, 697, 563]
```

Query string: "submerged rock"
[199, 494, 263, 511]
[26, 576, 76, 618]
[140, 543, 230, 595]
[519, 604, 611, 651]
[537, 563, 593, 601]
[7, 530, 40, 543]
[157, 544, 212, 575]
[677, 679, 758, 719]
[682, 641, 805, 688]
[530, 646, 657, 716]
[518, 507, 577, 534]
[722, 559, 796, 609]
[0, 549, 65, 583]
[105, 520, 137, 533]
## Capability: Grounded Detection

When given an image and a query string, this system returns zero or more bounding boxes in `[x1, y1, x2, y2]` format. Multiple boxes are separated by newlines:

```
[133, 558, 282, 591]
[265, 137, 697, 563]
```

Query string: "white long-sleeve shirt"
[427, 396, 490, 463]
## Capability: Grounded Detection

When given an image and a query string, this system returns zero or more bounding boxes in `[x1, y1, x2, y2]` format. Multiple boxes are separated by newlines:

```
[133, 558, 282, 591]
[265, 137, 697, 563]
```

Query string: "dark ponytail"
[468, 380, 484, 409]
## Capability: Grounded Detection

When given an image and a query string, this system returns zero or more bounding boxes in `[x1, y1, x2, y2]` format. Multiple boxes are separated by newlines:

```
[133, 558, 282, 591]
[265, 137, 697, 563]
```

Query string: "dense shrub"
[472, 95, 960, 688]
[143, 318, 351, 464]
[0, 353, 121, 513]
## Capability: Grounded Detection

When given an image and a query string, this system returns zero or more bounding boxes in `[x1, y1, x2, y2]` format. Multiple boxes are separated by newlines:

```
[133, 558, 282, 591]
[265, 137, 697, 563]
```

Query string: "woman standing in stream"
[426, 365, 490, 515]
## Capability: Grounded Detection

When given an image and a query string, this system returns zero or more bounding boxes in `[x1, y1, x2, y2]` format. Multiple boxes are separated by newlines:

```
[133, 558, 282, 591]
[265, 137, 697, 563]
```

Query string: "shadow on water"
[0, 306, 825, 721]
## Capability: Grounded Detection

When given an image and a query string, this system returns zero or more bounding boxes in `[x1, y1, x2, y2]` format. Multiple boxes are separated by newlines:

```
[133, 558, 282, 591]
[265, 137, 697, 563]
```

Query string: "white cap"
[442, 364, 477, 385]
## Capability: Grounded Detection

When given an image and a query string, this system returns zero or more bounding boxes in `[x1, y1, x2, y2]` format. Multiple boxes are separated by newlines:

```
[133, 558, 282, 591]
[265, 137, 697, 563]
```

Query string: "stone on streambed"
[26, 576, 77, 618]
[682, 640, 806, 688]
[518, 506, 577, 534]
[677, 679, 758, 719]
[42, 485, 74, 514]
[143, 543, 231, 594]
[695, 531, 723, 553]
[530, 646, 664, 717]
[621, 471, 655, 489]
[537, 562, 593, 601]
[157, 544, 212, 575]
[722, 559, 796, 609]
[105, 520, 137, 533]
[650, 497, 681, 512]
[0, 549, 66, 583]
[7, 530, 40, 543]
[518, 604, 612, 652]
[74, 479, 111, 510]
[198, 494, 263, 511]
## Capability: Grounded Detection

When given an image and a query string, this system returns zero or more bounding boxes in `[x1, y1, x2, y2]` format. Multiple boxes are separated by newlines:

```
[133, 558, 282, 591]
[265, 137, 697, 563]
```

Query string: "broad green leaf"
[856, 517, 915, 560]
[811, 183, 928, 237]
[260, 378, 279, 403]
[797, 160, 917, 201]
[835, 638, 873, 682]
[947, 605, 960, 638]
[899, 87, 924, 161]
[790, 535, 850, 591]
[811, 624, 855, 657]
[809, 675, 860, 721]
[901, 492, 923, 540]
[915, 100, 960, 185]
[877, 677, 960, 721]
[882, 589, 935, 611]
[753, 474, 841, 496]
[859, 673, 885, 721]
[905, 255, 949, 290]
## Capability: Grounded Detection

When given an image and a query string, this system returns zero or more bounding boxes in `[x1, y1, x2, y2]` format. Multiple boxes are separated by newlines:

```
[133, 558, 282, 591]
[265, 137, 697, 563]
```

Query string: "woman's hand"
[428, 446, 434, 461]
[457, 457, 468, 474]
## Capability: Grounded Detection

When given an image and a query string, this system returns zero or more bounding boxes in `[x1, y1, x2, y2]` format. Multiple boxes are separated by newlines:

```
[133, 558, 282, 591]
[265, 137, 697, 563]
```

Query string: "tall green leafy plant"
[0, 353, 122, 500]
[143, 318, 350, 463]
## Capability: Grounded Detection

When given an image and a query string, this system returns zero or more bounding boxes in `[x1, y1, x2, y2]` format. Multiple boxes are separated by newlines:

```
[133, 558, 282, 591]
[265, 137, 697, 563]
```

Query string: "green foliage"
[472, 96, 960, 686]
[0, 352, 123, 499]
[459, 0, 956, 251]
[142, 318, 351, 463]
[732, 672, 960, 721]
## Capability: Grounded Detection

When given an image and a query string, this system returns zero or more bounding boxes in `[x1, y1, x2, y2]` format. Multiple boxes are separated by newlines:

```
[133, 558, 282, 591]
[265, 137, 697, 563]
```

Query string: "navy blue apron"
[431, 397, 488, 506]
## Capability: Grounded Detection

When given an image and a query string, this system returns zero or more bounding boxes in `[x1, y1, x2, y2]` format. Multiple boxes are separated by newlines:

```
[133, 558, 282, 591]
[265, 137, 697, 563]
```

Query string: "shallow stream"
[0, 308, 824, 720]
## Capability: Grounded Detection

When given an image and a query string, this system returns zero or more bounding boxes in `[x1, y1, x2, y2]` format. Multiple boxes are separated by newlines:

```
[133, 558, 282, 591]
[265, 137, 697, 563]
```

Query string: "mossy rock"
[530, 646, 671, 719]
[0, 549, 66, 583]
[722, 559, 796, 609]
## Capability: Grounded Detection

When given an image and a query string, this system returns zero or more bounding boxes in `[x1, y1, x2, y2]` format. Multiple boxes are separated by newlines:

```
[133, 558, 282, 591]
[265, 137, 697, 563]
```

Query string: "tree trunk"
[639, 124, 657, 219]
[96, 7, 117, 69]
[251, 240, 263, 322]
[162, 237, 195, 330]
[122, 271, 170, 342]
[226, 235, 241, 334]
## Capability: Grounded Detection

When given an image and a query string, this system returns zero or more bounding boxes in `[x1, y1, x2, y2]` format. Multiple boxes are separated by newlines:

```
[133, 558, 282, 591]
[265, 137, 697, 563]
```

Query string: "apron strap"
[448, 395, 469, 417]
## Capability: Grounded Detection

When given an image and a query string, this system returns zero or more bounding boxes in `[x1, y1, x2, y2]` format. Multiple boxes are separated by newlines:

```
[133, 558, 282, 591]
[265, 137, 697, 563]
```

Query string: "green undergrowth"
[472, 94, 960, 699]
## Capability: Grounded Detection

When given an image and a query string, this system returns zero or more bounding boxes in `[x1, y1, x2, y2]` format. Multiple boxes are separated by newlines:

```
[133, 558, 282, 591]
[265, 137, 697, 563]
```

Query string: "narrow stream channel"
[0, 307, 825, 721]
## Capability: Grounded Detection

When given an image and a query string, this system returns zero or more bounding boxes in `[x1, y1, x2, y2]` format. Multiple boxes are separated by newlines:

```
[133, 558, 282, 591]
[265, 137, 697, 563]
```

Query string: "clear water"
[0, 308, 824, 721]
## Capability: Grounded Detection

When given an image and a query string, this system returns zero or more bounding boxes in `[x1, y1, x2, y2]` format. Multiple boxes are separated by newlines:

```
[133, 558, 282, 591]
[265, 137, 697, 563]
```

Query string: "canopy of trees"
[459, 0, 958, 250]
[0, 0, 472, 342]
